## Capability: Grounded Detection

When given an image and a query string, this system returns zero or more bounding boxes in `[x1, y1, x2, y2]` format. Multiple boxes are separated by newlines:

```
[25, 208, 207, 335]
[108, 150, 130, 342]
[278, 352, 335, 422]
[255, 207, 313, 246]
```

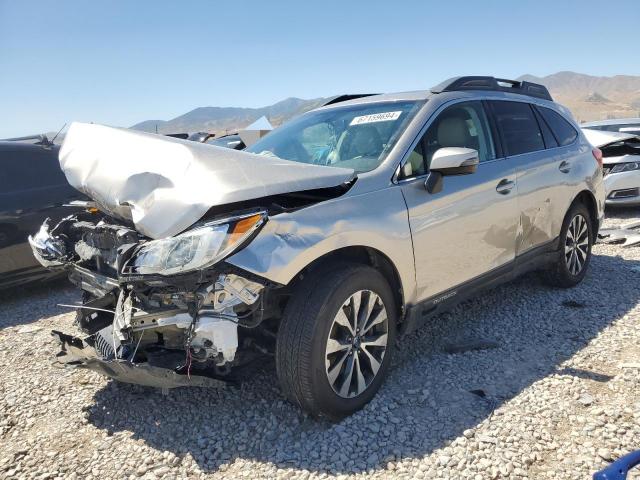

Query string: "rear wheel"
[542, 202, 593, 288]
[276, 264, 397, 419]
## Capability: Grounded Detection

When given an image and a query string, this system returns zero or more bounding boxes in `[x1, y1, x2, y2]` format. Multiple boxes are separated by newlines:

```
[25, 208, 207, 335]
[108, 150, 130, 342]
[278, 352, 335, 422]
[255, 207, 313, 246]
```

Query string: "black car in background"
[189, 132, 246, 150]
[0, 136, 84, 288]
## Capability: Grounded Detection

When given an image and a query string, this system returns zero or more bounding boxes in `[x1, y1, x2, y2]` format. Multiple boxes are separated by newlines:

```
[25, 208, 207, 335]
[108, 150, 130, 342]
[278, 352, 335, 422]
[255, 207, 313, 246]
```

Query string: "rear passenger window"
[532, 108, 558, 148]
[536, 106, 578, 146]
[490, 101, 544, 156]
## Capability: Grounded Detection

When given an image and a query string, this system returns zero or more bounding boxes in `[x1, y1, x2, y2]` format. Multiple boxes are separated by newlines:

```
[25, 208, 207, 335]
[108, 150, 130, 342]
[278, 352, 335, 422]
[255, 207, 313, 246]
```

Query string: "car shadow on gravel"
[85, 252, 640, 476]
[601, 206, 640, 227]
[0, 278, 77, 329]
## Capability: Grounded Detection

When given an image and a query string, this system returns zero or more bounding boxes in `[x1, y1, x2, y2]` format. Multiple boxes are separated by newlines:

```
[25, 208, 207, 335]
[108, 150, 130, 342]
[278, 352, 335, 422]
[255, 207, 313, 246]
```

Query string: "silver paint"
[59, 122, 355, 239]
[230, 91, 605, 305]
[59, 89, 605, 311]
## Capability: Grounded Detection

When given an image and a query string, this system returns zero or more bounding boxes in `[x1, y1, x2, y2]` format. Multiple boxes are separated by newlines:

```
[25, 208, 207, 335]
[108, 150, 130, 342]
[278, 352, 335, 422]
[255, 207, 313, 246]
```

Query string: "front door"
[398, 101, 519, 301]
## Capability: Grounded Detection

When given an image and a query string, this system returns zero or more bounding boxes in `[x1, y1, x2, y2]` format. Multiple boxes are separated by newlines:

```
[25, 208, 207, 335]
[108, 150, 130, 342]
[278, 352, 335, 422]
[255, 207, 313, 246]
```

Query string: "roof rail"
[431, 76, 553, 101]
[322, 94, 379, 106]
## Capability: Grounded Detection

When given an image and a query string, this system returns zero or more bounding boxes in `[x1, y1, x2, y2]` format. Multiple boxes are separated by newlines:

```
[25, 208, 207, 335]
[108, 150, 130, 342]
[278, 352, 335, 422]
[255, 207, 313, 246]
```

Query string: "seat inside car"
[424, 108, 480, 164]
[338, 125, 384, 160]
[438, 109, 478, 150]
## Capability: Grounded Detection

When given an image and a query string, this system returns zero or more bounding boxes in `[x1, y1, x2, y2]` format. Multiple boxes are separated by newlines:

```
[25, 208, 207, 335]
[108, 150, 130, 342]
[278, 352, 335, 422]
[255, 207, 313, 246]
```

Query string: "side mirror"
[429, 147, 479, 175]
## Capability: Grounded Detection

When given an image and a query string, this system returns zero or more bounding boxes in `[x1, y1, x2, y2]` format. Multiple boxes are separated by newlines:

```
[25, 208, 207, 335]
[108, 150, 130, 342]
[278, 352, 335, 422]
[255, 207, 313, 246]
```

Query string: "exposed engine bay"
[29, 209, 285, 388]
[26, 121, 358, 390]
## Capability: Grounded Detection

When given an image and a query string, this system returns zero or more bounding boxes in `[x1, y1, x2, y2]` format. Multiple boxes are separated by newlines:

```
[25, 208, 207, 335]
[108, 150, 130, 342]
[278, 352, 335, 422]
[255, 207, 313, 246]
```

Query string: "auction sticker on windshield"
[350, 111, 402, 126]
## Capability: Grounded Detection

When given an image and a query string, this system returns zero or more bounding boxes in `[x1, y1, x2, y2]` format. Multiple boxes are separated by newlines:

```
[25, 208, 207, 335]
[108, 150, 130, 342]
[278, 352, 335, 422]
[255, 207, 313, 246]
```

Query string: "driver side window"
[400, 101, 495, 179]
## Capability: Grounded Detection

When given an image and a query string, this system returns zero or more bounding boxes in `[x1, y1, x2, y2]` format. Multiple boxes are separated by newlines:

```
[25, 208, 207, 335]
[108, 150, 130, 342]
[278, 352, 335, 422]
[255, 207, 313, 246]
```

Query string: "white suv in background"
[582, 128, 640, 206]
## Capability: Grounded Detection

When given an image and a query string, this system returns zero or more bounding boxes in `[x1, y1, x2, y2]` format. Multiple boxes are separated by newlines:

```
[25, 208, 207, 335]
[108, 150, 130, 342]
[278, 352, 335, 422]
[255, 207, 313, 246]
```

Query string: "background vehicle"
[31, 77, 604, 419]
[583, 129, 640, 206]
[187, 116, 273, 149]
[201, 133, 245, 150]
[0, 136, 84, 288]
[582, 118, 640, 135]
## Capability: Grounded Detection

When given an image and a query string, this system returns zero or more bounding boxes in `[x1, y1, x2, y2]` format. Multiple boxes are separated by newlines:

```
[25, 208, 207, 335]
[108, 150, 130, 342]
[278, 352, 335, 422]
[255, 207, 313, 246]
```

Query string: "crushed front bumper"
[52, 330, 224, 389]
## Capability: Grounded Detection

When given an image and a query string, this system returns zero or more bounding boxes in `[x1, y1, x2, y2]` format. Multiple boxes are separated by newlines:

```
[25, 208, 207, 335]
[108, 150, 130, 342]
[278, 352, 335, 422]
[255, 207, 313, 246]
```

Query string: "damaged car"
[30, 76, 605, 419]
[582, 128, 640, 206]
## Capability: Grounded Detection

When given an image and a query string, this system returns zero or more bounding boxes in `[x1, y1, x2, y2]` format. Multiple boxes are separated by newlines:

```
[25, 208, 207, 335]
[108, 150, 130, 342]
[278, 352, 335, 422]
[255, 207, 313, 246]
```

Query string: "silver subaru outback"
[30, 76, 605, 419]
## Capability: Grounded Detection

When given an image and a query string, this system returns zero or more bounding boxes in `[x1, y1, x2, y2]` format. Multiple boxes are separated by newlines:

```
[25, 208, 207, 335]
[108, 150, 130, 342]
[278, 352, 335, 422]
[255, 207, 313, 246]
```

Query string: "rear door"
[399, 100, 519, 302]
[488, 100, 570, 255]
[534, 105, 581, 225]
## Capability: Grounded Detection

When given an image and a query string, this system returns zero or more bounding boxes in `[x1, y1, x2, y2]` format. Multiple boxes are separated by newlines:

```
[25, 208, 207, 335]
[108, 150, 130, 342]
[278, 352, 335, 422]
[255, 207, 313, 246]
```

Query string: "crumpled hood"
[582, 128, 640, 148]
[59, 122, 355, 239]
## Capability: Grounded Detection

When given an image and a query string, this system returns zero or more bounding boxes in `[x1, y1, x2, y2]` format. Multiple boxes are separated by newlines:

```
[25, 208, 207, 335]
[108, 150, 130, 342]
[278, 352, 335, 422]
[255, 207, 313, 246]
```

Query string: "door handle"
[559, 160, 571, 173]
[496, 179, 515, 195]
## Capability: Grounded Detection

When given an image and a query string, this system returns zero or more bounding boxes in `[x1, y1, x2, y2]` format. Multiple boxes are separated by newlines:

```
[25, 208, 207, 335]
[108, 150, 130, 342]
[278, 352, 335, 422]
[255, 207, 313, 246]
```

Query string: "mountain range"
[131, 97, 328, 136]
[131, 72, 640, 135]
[518, 72, 640, 123]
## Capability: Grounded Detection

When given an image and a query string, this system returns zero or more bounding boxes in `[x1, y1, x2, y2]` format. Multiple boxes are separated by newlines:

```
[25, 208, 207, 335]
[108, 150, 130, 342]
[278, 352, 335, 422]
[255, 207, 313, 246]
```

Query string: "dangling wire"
[182, 314, 198, 380]
[130, 330, 144, 362]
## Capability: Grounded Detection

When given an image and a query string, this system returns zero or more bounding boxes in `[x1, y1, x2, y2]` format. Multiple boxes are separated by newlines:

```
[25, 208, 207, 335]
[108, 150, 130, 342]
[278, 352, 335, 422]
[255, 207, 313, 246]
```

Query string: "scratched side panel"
[226, 186, 417, 304]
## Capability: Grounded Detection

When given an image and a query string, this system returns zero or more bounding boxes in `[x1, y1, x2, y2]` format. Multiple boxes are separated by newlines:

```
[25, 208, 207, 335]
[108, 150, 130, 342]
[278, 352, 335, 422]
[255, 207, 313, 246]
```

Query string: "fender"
[226, 186, 418, 305]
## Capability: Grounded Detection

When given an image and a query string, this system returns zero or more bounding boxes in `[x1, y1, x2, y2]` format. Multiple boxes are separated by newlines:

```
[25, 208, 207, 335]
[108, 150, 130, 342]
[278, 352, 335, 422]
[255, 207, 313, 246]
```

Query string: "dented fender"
[226, 186, 417, 304]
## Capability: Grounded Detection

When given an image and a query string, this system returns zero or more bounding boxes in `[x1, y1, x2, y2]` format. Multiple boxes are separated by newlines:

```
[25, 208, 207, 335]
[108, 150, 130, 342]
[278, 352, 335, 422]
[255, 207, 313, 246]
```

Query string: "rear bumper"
[52, 330, 224, 389]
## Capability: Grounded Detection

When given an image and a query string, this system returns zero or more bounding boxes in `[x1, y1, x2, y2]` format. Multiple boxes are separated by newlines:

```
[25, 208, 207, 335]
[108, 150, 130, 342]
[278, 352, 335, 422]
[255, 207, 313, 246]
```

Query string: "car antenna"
[50, 123, 67, 145]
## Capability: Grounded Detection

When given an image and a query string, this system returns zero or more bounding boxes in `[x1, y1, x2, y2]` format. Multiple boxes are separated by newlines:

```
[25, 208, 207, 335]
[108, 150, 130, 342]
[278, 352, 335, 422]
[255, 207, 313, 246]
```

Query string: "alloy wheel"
[325, 290, 389, 398]
[565, 214, 589, 276]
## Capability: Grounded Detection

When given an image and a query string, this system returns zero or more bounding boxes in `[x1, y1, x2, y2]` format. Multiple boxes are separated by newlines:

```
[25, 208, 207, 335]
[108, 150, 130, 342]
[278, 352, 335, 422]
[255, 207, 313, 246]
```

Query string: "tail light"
[592, 148, 603, 168]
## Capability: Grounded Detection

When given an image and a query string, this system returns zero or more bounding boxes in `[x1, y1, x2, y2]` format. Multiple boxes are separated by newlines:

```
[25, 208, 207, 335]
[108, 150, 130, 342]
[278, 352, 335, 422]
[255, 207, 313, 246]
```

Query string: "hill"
[131, 72, 640, 134]
[131, 97, 327, 135]
[518, 72, 640, 122]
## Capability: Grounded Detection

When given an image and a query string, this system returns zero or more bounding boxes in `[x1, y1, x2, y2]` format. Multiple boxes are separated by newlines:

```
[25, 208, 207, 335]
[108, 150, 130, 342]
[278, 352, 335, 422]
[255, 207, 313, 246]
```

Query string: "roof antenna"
[50, 123, 67, 145]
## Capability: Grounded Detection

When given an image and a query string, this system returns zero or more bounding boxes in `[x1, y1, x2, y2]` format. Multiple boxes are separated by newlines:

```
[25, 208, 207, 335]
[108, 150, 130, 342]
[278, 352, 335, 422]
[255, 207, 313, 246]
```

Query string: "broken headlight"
[121, 211, 266, 275]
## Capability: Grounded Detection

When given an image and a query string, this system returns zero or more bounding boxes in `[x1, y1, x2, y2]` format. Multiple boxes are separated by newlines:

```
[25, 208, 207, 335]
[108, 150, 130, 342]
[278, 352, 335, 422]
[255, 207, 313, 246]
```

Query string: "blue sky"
[0, 0, 637, 137]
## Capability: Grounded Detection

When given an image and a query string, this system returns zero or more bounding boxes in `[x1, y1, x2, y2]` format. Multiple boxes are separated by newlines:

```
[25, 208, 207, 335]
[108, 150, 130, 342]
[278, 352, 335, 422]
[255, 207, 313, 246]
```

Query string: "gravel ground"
[2, 208, 640, 480]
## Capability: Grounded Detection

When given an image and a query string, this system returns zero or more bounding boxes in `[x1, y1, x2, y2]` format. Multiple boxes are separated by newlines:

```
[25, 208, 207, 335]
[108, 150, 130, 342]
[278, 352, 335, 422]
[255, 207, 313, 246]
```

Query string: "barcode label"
[350, 111, 402, 126]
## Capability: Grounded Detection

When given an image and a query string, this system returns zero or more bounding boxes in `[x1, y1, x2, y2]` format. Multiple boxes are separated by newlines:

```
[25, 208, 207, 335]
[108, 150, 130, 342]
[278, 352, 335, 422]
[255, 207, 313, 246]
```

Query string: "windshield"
[245, 101, 423, 173]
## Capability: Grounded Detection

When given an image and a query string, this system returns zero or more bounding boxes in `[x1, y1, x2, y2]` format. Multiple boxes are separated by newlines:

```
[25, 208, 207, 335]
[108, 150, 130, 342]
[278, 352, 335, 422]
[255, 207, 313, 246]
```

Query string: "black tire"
[542, 202, 593, 288]
[276, 264, 397, 420]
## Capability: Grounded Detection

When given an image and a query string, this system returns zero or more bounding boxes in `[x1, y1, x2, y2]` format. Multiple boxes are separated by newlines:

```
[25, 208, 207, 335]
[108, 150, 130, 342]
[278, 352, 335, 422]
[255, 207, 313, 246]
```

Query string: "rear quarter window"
[490, 101, 545, 156]
[536, 106, 578, 146]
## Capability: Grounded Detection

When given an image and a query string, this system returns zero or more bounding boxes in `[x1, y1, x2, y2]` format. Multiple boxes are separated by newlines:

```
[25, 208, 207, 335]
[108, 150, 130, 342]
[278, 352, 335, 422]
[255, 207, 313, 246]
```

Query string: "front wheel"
[276, 264, 397, 419]
[542, 202, 593, 288]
